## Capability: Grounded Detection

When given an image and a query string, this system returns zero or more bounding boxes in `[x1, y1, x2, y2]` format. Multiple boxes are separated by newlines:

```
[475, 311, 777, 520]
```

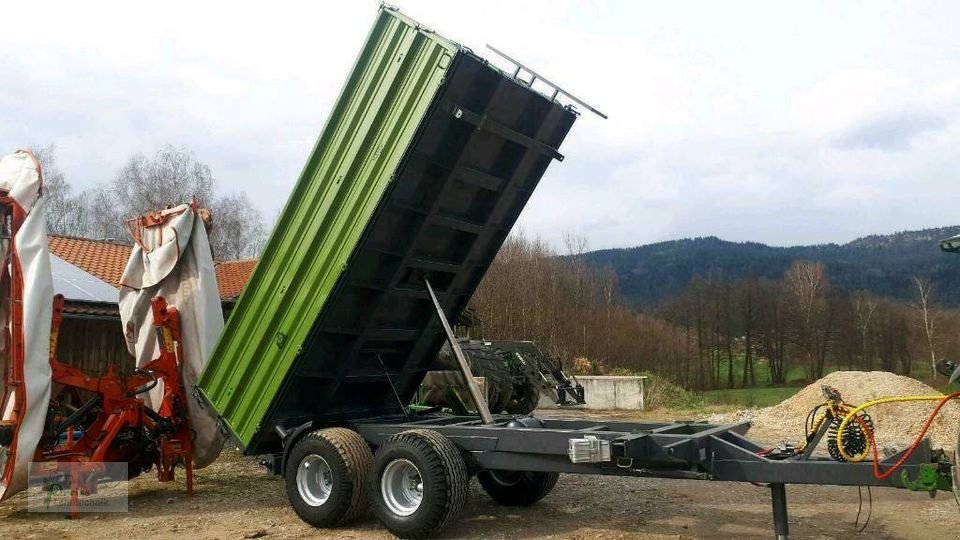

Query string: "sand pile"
[707, 371, 960, 451]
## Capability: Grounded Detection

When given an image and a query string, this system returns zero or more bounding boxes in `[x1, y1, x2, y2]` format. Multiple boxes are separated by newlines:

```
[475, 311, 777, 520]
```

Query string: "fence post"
[639, 376, 649, 410]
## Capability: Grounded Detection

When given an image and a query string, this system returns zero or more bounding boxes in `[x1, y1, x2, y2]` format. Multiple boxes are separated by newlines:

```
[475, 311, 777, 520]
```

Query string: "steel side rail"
[350, 415, 941, 489]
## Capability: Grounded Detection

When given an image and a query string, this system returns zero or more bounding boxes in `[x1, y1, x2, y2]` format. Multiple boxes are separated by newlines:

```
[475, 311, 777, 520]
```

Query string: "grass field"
[713, 355, 816, 386]
[715, 354, 941, 387]
[700, 386, 801, 408]
[613, 354, 947, 411]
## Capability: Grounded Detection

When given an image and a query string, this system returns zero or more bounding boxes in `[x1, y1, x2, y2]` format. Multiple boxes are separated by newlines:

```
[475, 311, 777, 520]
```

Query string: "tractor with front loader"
[425, 338, 585, 415]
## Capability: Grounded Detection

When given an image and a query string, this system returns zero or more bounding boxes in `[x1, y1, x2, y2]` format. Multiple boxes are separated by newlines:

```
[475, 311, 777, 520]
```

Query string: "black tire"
[464, 343, 513, 413]
[368, 429, 468, 538]
[505, 378, 541, 415]
[437, 340, 513, 413]
[477, 469, 559, 506]
[285, 428, 373, 528]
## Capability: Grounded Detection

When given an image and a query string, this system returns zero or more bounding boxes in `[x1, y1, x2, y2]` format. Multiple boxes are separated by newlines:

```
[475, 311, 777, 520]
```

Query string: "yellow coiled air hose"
[835, 395, 948, 462]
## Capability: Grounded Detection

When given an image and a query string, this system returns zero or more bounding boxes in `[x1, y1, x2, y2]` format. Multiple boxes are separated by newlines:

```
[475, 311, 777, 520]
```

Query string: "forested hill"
[584, 226, 960, 308]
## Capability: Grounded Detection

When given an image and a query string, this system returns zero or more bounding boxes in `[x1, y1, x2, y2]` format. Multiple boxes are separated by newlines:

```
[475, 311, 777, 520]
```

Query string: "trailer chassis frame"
[327, 412, 950, 539]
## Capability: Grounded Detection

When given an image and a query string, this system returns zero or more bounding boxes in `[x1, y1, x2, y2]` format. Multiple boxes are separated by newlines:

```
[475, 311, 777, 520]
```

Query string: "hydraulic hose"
[801, 399, 867, 460]
[836, 394, 949, 461]
[54, 395, 101, 438]
[127, 368, 159, 397]
[836, 391, 960, 479]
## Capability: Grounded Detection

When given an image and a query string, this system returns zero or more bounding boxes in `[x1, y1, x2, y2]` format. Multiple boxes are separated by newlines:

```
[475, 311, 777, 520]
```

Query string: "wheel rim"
[381, 458, 423, 516]
[296, 454, 334, 506]
[488, 469, 523, 487]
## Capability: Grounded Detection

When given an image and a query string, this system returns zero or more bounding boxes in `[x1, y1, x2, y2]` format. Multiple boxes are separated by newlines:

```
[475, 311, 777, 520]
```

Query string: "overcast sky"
[3, 1, 959, 250]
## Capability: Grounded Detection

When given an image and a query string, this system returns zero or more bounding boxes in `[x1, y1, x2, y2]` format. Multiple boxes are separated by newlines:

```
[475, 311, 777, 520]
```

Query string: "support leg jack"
[771, 483, 789, 540]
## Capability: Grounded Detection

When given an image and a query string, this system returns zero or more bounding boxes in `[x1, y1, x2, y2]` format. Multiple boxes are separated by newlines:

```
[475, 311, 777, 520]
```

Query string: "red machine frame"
[0, 188, 196, 517]
[40, 295, 194, 516]
[0, 189, 30, 473]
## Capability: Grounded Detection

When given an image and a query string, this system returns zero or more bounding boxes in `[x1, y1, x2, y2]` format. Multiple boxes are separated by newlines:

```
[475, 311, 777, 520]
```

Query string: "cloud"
[519, 119, 960, 250]
[834, 109, 950, 150]
[5, 0, 960, 253]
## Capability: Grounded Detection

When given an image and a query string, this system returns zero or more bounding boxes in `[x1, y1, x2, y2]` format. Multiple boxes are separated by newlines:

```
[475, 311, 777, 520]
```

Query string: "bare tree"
[913, 276, 940, 380]
[784, 260, 833, 380]
[764, 279, 789, 384]
[564, 233, 591, 363]
[112, 145, 216, 217]
[209, 192, 267, 260]
[854, 292, 877, 370]
[32, 145, 89, 236]
[81, 185, 125, 241]
[785, 261, 826, 317]
[25, 143, 269, 258]
[737, 277, 758, 387]
[469, 231, 701, 381]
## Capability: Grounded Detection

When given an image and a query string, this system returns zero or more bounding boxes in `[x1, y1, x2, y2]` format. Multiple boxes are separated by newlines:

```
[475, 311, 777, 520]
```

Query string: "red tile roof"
[49, 235, 132, 288]
[48, 234, 256, 301]
[215, 259, 257, 300]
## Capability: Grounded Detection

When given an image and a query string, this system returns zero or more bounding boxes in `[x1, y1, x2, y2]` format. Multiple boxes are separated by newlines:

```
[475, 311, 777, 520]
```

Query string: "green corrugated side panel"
[197, 6, 458, 447]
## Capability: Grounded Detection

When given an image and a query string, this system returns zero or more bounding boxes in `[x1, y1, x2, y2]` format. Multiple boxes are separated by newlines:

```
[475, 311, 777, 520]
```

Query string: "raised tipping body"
[197, 5, 577, 454]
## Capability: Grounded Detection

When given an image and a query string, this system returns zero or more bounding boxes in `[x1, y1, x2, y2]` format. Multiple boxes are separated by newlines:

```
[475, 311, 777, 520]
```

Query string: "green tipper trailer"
[192, 7, 955, 540]
[197, 5, 577, 455]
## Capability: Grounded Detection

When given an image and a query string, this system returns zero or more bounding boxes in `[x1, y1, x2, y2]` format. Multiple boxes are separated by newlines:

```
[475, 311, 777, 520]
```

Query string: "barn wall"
[56, 317, 133, 375]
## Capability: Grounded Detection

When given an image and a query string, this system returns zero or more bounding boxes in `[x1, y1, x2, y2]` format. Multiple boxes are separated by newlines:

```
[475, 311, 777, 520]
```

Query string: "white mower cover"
[119, 204, 224, 468]
[0, 151, 52, 500]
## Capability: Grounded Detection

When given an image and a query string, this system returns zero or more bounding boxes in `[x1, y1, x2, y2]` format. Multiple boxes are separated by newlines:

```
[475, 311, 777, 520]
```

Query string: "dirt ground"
[3, 408, 958, 540]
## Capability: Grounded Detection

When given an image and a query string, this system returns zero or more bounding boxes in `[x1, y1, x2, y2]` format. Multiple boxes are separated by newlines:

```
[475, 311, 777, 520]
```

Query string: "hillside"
[584, 226, 960, 308]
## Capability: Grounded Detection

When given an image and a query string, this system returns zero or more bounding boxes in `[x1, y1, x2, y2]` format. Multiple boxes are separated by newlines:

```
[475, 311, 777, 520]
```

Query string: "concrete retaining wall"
[540, 376, 649, 410]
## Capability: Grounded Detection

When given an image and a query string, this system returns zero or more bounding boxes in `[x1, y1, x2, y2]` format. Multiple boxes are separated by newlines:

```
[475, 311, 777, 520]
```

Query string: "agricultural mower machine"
[3, 5, 960, 540]
[0, 167, 206, 516]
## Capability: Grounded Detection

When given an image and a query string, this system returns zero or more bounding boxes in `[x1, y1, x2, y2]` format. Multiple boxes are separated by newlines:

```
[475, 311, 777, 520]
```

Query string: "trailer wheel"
[505, 378, 541, 415]
[465, 342, 513, 413]
[368, 429, 468, 538]
[477, 469, 559, 506]
[437, 340, 513, 413]
[285, 428, 372, 527]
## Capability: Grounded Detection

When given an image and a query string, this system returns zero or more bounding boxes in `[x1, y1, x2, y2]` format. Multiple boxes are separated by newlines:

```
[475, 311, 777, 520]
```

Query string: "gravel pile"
[707, 371, 960, 451]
